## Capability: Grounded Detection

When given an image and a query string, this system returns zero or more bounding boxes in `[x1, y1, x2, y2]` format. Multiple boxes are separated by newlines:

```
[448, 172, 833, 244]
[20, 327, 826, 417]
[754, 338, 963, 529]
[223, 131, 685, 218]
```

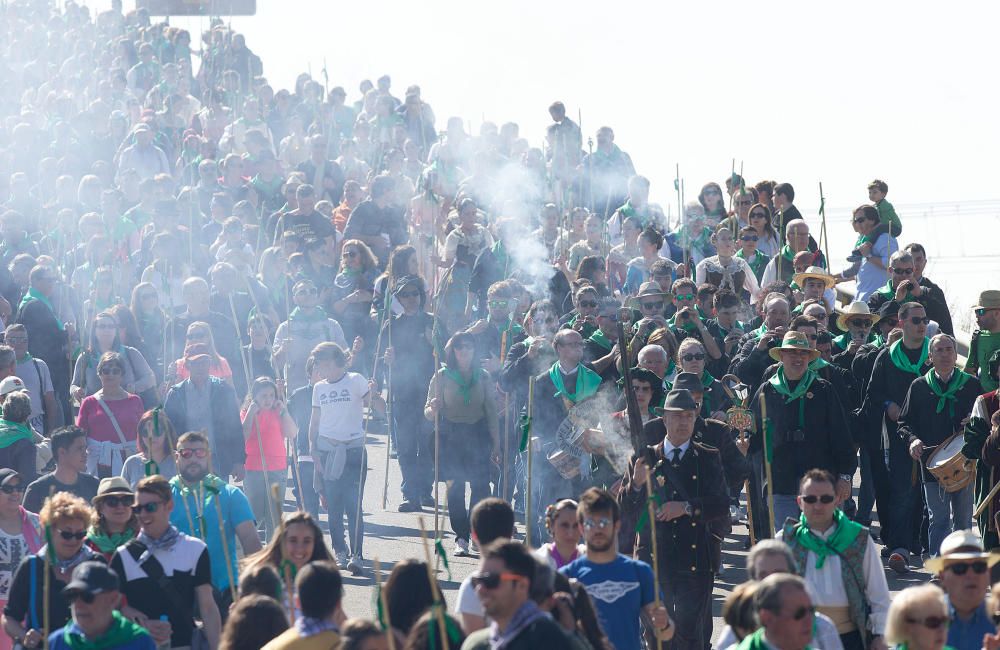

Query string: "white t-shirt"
[16, 356, 54, 423]
[312, 373, 369, 441]
[455, 574, 484, 619]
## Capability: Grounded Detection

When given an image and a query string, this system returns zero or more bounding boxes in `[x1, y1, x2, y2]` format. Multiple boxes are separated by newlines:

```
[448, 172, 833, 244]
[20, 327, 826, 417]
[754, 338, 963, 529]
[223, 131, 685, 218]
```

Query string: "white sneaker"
[335, 551, 349, 569]
[470, 538, 479, 555]
[730, 505, 742, 524]
[455, 538, 470, 556]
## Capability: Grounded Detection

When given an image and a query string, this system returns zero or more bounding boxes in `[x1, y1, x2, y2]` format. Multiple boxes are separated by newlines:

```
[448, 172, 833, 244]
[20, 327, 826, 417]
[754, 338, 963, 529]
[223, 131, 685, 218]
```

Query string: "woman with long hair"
[424, 332, 498, 555]
[85, 477, 138, 561]
[70, 310, 156, 404]
[331, 239, 378, 370]
[0, 469, 42, 650]
[383, 559, 436, 644]
[574, 256, 612, 298]
[166, 322, 234, 387]
[241, 377, 297, 540]
[218, 594, 288, 650]
[121, 408, 177, 487]
[747, 202, 780, 257]
[340, 619, 390, 650]
[624, 227, 669, 295]
[698, 181, 728, 226]
[373, 244, 419, 321]
[533, 499, 585, 570]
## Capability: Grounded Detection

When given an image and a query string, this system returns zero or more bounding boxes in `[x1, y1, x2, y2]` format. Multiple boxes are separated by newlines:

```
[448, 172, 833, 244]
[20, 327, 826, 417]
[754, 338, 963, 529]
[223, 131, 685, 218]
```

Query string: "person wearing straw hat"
[831, 302, 881, 363]
[924, 530, 1000, 650]
[965, 290, 1000, 392]
[963, 350, 1000, 550]
[749, 331, 855, 531]
[86, 477, 138, 562]
[792, 265, 836, 315]
[897, 333, 981, 558]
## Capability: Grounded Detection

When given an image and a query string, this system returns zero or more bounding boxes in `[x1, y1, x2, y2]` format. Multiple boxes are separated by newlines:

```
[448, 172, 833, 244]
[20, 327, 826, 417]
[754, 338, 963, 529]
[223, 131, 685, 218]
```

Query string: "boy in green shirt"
[848, 179, 902, 262]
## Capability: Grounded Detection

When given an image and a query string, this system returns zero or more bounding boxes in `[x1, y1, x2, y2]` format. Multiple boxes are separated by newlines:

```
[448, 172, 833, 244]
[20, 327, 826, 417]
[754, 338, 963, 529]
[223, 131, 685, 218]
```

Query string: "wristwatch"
[683, 502, 693, 516]
[839, 474, 852, 484]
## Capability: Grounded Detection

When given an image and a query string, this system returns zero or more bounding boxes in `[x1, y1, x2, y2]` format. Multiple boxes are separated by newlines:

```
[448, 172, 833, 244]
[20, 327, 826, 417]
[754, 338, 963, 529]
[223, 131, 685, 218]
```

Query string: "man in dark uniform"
[620, 389, 729, 650]
[866, 250, 952, 336]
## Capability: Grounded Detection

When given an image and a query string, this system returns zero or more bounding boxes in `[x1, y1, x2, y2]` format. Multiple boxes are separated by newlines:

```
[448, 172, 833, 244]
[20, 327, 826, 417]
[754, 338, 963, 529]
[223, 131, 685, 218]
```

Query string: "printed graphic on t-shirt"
[584, 579, 641, 604]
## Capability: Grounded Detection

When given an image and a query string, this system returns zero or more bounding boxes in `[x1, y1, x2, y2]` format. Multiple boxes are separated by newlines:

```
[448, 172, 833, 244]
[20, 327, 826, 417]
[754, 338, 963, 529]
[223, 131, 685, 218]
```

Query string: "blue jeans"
[924, 480, 974, 557]
[772, 494, 801, 533]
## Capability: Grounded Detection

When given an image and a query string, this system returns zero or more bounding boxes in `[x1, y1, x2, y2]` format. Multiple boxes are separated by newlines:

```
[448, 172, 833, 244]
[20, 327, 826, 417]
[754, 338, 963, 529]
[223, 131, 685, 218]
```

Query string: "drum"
[927, 433, 975, 493]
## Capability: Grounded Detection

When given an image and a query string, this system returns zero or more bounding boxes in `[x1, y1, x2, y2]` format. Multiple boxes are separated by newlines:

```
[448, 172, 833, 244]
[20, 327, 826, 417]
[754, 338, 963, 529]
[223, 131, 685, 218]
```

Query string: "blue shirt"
[170, 479, 255, 592]
[48, 623, 157, 650]
[947, 599, 996, 650]
[855, 233, 898, 303]
[561, 554, 656, 650]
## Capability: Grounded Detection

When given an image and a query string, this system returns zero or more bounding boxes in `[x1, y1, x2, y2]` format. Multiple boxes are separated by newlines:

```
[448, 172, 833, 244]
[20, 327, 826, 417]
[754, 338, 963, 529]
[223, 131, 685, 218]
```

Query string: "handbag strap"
[95, 394, 129, 448]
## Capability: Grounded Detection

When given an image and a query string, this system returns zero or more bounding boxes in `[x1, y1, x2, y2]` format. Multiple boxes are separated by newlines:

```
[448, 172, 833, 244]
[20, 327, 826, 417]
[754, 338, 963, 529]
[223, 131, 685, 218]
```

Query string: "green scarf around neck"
[889, 337, 929, 375]
[808, 357, 830, 371]
[86, 525, 136, 554]
[19, 287, 64, 330]
[780, 244, 796, 262]
[701, 370, 715, 388]
[793, 509, 863, 569]
[737, 627, 813, 650]
[768, 367, 817, 429]
[0, 420, 33, 449]
[924, 368, 972, 417]
[288, 306, 328, 322]
[588, 329, 614, 352]
[62, 610, 149, 650]
[549, 362, 602, 404]
[442, 364, 478, 405]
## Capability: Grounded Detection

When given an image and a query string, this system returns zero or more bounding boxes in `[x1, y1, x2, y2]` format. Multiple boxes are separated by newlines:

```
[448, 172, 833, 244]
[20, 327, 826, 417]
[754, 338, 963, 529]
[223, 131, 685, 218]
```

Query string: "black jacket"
[163, 378, 246, 475]
[867, 282, 953, 336]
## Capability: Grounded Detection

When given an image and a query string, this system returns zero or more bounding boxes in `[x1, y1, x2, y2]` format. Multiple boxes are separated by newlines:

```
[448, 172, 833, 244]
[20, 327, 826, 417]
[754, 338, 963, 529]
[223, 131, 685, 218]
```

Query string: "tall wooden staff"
[818, 182, 831, 267]
[418, 517, 451, 650]
[271, 483, 295, 620]
[212, 488, 239, 603]
[43, 524, 52, 650]
[644, 472, 664, 650]
[674, 164, 682, 232]
[433, 349, 442, 538]
[373, 557, 398, 650]
[761, 395, 776, 535]
[525, 376, 535, 547]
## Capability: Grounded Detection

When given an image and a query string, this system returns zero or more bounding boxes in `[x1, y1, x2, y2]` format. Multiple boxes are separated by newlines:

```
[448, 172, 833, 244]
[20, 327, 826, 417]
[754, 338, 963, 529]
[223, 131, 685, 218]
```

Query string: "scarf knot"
[549, 362, 602, 404]
[889, 338, 929, 375]
[793, 510, 863, 569]
[925, 368, 971, 418]
[137, 524, 180, 553]
[442, 364, 478, 405]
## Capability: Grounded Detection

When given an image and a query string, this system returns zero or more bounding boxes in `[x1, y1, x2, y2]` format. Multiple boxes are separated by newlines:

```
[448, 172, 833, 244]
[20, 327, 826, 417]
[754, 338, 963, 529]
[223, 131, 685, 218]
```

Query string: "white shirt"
[312, 373, 369, 441]
[662, 438, 691, 461]
[777, 524, 891, 634]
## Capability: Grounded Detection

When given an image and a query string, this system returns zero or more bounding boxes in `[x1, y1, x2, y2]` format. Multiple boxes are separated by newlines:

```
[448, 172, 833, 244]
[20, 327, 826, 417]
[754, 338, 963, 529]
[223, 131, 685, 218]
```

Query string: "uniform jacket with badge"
[620, 440, 729, 574]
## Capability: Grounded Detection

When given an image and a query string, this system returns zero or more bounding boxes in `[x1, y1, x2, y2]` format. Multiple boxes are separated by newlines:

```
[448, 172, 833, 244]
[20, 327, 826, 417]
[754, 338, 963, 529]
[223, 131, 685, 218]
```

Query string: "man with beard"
[966, 290, 1000, 392]
[562, 488, 672, 650]
[167, 431, 261, 613]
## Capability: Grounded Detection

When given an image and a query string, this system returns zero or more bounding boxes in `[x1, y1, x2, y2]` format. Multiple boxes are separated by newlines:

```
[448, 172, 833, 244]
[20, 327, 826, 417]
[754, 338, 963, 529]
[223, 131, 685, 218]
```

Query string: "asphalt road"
[277, 421, 930, 643]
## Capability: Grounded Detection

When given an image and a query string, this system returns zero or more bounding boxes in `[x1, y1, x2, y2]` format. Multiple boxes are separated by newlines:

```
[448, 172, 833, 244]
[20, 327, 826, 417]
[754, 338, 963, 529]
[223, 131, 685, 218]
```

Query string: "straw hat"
[627, 281, 670, 309]
[792, 266, 836, 290]
[973, 290, 1000, 310]
[924, 529, 1000, 573]
[836, 302, 881, 332]
[769, 331, 821, 362]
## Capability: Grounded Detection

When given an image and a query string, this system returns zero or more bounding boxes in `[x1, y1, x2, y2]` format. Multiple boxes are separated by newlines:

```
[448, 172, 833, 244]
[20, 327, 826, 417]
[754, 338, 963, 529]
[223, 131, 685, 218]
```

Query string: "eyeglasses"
[99, 495, 132, 508]
[0, 483, 24, 494]
[788, 605, 815, 621]
[674, 293, 695, 302]
[66, 591, 97, 604]
[681, 353, 705, 362]
[736, 200, 753, 207]
[740, 235, 759, 242]
[849, 319, 872, 328]
[578, 300, 598, 309]
[583, 517, 613, 531]
[641, 301, 664, 311]
[132, 502, 162, 515]
[294, 288, 318, 297]
[98, 367, 123, 376]
[946, 561, 989, 575]
[398, 290, 420, 298]
[470, 571, 527, 590]
[908, 316, 930, 325]
[177, 448, 209, 459]
[891, 268, 914, 275]
[56, 529, 88, 540]
[906, 616, 949, 629]
[799, 494, 836, 504]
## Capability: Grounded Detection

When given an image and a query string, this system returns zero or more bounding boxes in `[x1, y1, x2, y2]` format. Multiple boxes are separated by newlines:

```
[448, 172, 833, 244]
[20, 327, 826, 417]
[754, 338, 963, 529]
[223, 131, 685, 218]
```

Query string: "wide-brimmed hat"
[93, 477, 133, 504]
[671, 372, 703, 394]
[660, 389, 698, 412]
[924, 529, 1000, 573]
[769, 331, 821, 362]
[836, 302, 881, 332]
[793, 266, 836, 290]
[973, 290, 1000, 310]
[627, 282, 669, 309]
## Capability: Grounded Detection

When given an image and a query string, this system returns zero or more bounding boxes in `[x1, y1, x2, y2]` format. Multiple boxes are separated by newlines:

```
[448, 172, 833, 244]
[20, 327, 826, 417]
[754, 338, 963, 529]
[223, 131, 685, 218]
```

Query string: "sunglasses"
[849, 319, 872, 328]
[578, 300, 598, 309]
[681, 353, 705, 362]
[99, 495, 132, 508]
[704, 189, 721, 196]
[788, 605, 815, 621]
[343, 250, 359, 258]
[294, 288, 318, 297]
[882, 318, 899, 328]
[641, 301, 664, 311]
[488, 300, 511, 308]
[946, 561, 988, 575]
[740, 235, 759, 242]
[750, 212, 768, 219]
[0, 483, 24, 494]
[908, 316, 930, 325]
[470, 571, 527, 590]
[56, 529, 87, 541]
[599, 312, 620, 322]
[891, 268, 914, 275]
[800, 494, 836, 504]
[397, 290, 420, 299]
[906, 616, 949, 630]
[736, 200, 753, 206]
[674, 293, 695, 302]
[583, 517, 613, 531]
[177, 448, 209, 459]
[851, 217, 867, 224]
[98, 367, 123, 376]
[132, 502, 161, 515]
[976, 308, 998, 317]
[66, 591, 97, 604]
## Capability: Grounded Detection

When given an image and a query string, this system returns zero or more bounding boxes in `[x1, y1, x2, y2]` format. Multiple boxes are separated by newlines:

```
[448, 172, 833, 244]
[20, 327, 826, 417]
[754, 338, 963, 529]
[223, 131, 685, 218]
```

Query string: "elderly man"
[761, 219, 824, 287]
[739, 574, 816, 650]
[898, 334, 981, 556]
[750, 331, 855, 529]
[966, 290, 1000, 392]
[867, 250, 952, 337]
[924, 530, 999, 650]
[50, 562, 154, 650]
[778, 469, 891, 650]
[117, 123, 170, 181]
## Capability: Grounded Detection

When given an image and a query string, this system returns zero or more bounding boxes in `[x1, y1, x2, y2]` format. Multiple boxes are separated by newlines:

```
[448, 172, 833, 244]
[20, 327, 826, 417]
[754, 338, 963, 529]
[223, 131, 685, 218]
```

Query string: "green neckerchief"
[768, 367, 817, 429]
[19, 287, 64, 330]
[169, 474, 225, 539]
[780, 244, 796, 263]
[874, 278, 912, 302]
[809, 357, 830, 371]
[679, 225, 711, 251]
[442, 364, 478, 405]
[889, 338, 929, 375]
[0, 420, 33, 449]
[925, 368, 972, 418]
[793, 509, 863, 569]
[588, 329, 614, 352]
[62, 610, 149, 650]
[619, 200, 639, 220]
[251, 174, 284, 196]
[701, 370, 715, 388]
[16, 352, 32, 363]
[738, 628, 813, 650]
[667, 314, 699, 332]
[86, 525, 135, 554]
[832, 332, 877, 351]
[491, 239, 511, 278]
[549, 362, 602, 404]
[753, 323, 768, 339]
[737, 249, 769, 276]
[854, 233, 872, 247]
[873, 333, 886, 348]
[288, 306, 328, 322]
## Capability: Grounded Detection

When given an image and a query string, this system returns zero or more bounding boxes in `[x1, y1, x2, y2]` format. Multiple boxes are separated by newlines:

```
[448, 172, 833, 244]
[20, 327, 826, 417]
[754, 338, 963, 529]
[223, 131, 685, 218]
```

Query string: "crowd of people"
[1, 1, 1000, 649]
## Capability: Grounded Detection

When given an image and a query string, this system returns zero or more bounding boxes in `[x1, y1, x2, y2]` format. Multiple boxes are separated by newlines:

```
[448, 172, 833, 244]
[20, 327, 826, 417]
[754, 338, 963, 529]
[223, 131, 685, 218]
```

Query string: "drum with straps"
[927, 432, 976, 492]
